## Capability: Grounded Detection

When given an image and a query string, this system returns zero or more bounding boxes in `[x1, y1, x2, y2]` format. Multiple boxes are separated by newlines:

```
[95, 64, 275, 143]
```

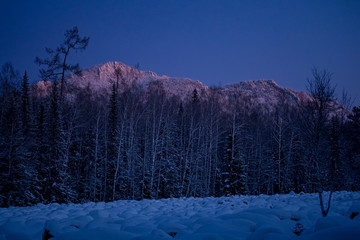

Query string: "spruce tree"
[31, 103, 47, 203]
[104, 83, 119, 201]
[0, 91, 22, 206]
[21, 71, 30, 134]
[46, 81, 73, 203]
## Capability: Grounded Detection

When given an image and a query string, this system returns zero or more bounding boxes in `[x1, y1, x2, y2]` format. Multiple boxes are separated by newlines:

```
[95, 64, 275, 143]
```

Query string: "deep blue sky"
[1, 0, 359, 105]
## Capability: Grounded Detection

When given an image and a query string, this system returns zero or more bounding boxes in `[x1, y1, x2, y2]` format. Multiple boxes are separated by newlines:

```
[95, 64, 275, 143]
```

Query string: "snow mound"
[1, 192, 359, 239]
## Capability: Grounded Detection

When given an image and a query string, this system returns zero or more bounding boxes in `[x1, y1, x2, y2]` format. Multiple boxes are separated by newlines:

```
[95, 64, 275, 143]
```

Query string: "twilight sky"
[1, 0, 359, 105]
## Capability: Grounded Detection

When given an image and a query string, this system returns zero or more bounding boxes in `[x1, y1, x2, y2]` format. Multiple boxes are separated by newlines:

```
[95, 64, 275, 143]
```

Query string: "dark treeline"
[0, 64, 360, 207]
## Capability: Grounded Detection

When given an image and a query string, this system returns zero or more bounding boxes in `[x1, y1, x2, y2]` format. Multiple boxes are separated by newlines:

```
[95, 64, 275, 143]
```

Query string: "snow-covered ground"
[0, 191, 359, 240]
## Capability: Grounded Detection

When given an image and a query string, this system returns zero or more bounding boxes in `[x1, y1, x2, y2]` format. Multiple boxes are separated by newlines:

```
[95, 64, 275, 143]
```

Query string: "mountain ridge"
[31, 61, 326, 113]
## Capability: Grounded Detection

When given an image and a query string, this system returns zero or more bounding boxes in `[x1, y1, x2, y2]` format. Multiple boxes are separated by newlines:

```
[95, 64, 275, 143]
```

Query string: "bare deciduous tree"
[306, 67, 336, 217]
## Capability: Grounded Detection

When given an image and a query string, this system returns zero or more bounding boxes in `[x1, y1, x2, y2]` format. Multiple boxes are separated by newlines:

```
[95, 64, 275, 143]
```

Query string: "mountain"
[215, 80, 312, 113]
[31, 61, 342, 114]
[31, 62, 209, 101]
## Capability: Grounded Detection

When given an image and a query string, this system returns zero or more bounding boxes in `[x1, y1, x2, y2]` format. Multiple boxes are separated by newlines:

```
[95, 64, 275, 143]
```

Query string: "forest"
[0, 28, 359, 207]
[0, 61, 359, 208]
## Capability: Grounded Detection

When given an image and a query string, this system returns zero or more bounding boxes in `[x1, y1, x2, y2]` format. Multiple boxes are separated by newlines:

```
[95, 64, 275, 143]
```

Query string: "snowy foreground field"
[1, 192, 360, 240]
